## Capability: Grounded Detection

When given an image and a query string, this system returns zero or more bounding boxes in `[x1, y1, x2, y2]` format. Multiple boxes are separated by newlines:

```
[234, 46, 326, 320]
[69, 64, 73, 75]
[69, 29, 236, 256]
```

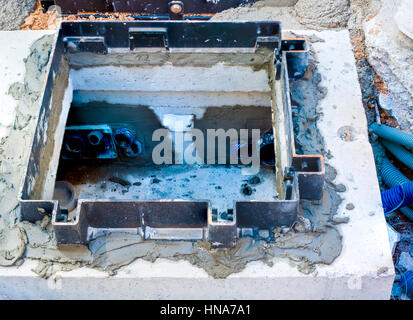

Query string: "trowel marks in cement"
[0, 35, 54, 267]
[2, 36, 344, 277]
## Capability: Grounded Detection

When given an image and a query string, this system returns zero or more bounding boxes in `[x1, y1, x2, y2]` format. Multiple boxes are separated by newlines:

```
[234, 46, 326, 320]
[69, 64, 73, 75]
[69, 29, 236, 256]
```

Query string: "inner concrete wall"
[70, 62, 273, 121]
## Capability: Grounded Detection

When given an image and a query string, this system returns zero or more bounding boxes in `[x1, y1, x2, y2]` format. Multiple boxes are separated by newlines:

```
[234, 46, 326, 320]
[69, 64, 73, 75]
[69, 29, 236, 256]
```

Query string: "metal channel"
[19, 21, 324, 247]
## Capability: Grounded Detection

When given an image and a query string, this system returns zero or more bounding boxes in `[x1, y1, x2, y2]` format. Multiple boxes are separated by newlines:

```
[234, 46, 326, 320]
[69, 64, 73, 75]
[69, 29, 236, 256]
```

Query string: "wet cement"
[0, 35, 346, 279]
[0, 35, 54, 266]
[0, 35, 54, 215]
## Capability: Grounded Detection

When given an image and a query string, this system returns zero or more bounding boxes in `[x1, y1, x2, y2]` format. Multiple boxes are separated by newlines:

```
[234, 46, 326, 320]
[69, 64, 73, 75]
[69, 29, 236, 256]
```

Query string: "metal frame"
[18, 21, 324, 248]
[41, 0, 253, 18]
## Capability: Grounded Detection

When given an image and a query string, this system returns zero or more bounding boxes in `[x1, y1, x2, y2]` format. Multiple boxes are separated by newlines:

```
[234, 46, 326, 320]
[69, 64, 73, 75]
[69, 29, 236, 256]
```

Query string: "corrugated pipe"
[381, 158, 409, 187]
[381, 139, 413, 171]
[370, 123, 413, 150]
[381, 181, 413, 213]
[381, 158, 413, 221]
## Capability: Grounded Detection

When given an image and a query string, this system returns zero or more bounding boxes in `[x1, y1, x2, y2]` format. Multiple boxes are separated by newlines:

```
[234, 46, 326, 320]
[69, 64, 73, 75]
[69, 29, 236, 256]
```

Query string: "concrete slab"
[0, 31, 54, 140]
[0, 29, 394, 299]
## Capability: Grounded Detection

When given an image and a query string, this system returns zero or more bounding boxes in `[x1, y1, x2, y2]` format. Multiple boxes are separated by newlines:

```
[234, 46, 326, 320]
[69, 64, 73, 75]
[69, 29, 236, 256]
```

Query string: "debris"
[345, 203, 355, 210]
[377, 266, 389, 276]
[109, 176, 131, 187]
[0, 224, 27, 266]
[334, 184, 347, 193]
[398, 252, 413, 271]
[241, 184, 253, 196]
[387, 224, 400, 255]
[331, 216, 350, 225]
[248, 176, 261, 185]
[20, 0, 59, 30]
[0, 0, 36, 30]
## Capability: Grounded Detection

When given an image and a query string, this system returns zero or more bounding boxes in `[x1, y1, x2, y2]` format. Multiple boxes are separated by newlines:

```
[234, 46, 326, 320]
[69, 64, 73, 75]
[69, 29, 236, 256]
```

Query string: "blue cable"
[381, 180, 413, 214]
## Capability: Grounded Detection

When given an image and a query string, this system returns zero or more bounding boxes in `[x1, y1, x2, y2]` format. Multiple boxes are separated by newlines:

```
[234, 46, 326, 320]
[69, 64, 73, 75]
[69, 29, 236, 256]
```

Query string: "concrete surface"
[0, 29, 395, 299]
[395, 0, 413, 40]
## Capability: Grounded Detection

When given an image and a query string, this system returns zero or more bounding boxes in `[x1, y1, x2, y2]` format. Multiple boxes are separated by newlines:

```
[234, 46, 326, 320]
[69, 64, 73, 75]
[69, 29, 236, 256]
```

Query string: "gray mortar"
[0, 34, 345, 279]
[0, 35, 54, 266]
[0, 0, 36, 31]
[0, 35, 54, 216]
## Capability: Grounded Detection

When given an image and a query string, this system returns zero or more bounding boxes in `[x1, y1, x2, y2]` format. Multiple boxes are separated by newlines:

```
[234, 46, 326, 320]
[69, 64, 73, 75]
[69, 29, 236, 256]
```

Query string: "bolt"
[170, 3, 183, 14]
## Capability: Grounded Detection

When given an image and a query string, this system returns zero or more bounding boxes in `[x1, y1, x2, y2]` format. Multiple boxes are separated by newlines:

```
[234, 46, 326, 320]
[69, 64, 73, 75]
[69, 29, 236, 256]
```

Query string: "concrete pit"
[56, 55, 279, 214]
[0, 26, 395, 299]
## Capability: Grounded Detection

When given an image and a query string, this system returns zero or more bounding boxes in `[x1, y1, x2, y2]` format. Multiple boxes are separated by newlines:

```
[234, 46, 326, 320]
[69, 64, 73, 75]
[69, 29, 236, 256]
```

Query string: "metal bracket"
[41, 0, 252, 16]
[129, 27, 169, 50]
[282, 38, 309, 80]
[63, 36, 108, 54]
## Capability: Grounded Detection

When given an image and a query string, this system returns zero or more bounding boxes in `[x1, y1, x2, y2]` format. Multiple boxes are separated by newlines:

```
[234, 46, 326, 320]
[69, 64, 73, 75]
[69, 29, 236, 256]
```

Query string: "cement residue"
[0, 220, 27, 266]
[0, 0, 36, 31]
[17, 220, 91, 278]
[0, 35, 54, 216]
[68, 51, 272, 71]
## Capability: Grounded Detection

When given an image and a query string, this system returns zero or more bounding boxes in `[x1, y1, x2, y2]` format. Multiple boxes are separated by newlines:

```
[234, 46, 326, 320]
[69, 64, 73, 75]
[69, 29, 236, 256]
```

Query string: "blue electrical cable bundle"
[381, 139, 413, 171]
[380, 158, 413, 221]
[381, 180, 413, 214]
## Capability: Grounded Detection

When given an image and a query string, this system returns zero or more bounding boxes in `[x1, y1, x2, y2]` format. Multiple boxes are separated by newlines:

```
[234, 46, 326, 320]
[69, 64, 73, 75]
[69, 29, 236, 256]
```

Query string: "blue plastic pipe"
[381, 158, 409, 188]
[381, 139, 413, 171]
[114, 128, 135, 149]
[87, 130, 104, 146]
[381, 180, 413, 213]
[125, 140, 143, 158]
[370, 123, 413, 150]
[381, 158, 413, 221]
[399, 206, 413, 221]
